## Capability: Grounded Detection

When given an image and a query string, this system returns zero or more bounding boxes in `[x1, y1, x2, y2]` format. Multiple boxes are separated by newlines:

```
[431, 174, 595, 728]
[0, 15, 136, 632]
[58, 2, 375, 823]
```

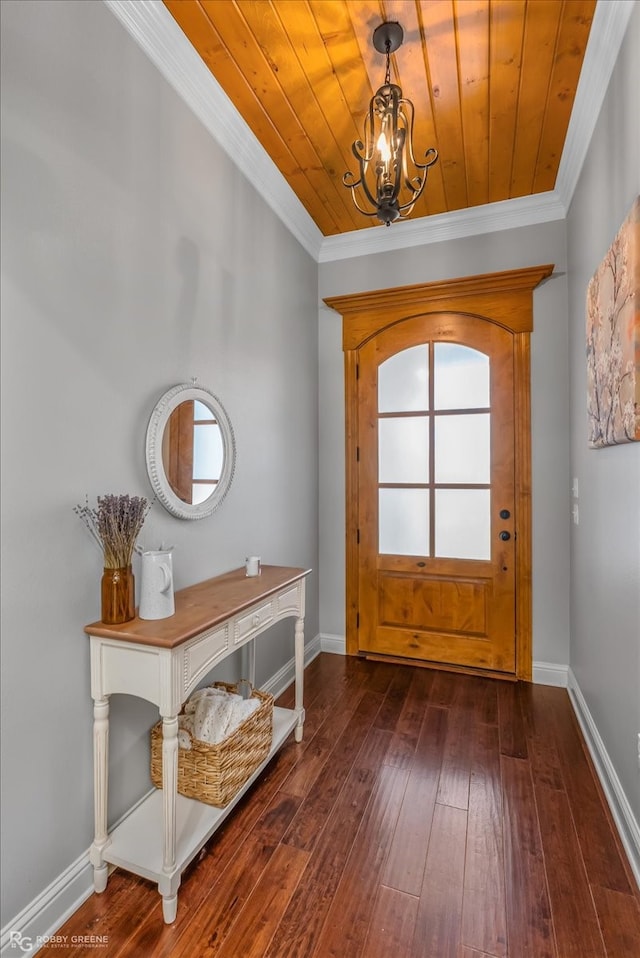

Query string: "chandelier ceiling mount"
[372, 20, 404, 57]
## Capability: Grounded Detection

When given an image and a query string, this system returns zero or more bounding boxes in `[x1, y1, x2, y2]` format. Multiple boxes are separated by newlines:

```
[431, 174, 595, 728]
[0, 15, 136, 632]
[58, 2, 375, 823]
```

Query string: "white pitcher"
[139, 549, 175, 620]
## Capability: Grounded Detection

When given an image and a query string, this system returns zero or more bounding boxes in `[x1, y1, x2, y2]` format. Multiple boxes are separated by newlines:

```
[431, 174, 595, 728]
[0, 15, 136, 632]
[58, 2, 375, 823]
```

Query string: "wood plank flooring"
[43, 654, 640, 957]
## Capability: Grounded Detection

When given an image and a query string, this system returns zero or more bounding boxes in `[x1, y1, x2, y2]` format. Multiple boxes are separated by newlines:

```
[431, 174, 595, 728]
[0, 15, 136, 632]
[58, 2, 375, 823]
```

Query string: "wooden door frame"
[325, 265, 553, 682]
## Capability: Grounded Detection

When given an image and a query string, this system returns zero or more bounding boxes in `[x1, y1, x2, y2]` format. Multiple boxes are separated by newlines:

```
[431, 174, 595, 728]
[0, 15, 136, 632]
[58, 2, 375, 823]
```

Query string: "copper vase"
[101, 566, 135, 624]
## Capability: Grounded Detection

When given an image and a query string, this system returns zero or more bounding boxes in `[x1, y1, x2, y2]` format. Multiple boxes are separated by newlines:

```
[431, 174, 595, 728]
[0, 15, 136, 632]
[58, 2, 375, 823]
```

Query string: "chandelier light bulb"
[377, 132, 392, 164]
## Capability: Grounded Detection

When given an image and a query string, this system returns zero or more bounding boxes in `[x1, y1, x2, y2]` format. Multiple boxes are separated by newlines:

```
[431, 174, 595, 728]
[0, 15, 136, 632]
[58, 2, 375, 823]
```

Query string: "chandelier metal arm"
[344, 146, 383, 214]
[344, 184, 386, 218]
[343, 163, 382, 215]
[398, 97, 439, 183]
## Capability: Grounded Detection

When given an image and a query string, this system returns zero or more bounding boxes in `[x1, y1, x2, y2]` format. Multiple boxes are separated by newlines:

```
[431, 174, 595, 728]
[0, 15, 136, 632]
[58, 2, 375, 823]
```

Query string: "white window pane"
[192, 483, 216, 505]
[379, 488, 429, 555]
[435, 414, 490, 484]
[379, 345, 429, 412]
[434, 343, 489, 410]
[194, 400, 215, 421]
[435, 489, 491, 559]
[379, 417, 429, 484]
[193, 424, 223, 480]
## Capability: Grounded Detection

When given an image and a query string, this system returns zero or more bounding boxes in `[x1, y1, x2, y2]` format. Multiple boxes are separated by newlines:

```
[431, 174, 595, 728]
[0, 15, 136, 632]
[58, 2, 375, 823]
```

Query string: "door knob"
[499, 509, 511, 519]
[499, 530, 511, 541]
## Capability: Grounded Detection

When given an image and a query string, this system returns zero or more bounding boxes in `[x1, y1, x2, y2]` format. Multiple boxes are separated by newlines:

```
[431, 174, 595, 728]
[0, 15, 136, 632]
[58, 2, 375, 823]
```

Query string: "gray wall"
[319, 222, 572, 669]
[0, 0, 319, 922]
[567, 5, 640, 823]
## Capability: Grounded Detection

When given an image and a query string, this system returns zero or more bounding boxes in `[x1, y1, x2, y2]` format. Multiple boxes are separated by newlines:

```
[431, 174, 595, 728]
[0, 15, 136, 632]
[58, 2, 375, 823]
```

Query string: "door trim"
[325, 265, 553, 681]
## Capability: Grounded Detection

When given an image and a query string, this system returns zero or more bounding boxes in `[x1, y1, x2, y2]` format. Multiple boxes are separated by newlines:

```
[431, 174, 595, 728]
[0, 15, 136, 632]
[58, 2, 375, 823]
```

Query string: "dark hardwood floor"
[45, 654, 640, 957]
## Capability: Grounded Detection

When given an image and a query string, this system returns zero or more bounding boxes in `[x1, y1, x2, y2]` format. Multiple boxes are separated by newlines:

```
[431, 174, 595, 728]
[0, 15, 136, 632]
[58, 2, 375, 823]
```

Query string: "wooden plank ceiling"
[163, 0, 596, 236]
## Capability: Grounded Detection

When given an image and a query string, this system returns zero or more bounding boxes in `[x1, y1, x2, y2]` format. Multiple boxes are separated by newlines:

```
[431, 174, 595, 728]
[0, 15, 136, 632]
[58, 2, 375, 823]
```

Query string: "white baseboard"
[0, 781, 154, 957]
[0, 634, 322, 956]
[0, 851, 94, 956]
[320, 633, 346, 655]
[567, 667, 640, 890]
[532, 660, 569, 687]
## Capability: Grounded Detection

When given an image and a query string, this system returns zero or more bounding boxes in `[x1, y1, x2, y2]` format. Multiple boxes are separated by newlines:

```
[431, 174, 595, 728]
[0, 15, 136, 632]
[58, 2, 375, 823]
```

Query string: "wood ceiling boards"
[163, 0, 596, 237]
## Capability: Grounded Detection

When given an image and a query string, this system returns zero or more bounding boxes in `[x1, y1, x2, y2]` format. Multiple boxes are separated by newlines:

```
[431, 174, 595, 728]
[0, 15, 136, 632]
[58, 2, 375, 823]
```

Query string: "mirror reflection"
[162, 400, 224, 505]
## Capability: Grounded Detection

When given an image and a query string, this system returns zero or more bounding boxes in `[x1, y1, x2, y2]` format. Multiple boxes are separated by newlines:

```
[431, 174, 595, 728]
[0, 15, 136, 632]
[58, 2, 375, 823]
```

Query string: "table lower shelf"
[102, 706, 298, 885]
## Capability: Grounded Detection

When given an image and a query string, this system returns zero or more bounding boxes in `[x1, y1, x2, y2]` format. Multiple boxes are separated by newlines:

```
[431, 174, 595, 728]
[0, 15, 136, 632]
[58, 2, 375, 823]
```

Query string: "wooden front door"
[358, 312, 515, 674]
[325, 265, 554, 681]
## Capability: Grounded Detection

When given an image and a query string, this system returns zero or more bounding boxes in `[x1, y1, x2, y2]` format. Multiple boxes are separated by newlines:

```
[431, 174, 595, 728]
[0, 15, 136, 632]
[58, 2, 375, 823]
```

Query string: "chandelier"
[343, 22, 438, 227]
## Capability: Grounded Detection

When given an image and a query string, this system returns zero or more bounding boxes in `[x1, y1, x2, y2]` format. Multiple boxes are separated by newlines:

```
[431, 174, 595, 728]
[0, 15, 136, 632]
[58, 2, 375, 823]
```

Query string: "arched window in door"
[378, 343, 491, 560]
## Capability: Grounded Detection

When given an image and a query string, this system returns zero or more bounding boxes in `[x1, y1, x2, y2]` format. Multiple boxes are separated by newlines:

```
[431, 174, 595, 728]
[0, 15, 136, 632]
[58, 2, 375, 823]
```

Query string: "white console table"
[84, 565, 310, 923]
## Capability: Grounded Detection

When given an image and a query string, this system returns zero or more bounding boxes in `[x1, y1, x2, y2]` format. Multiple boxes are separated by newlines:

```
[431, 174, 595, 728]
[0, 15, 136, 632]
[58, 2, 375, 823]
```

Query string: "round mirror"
[145, 383, 236, 520]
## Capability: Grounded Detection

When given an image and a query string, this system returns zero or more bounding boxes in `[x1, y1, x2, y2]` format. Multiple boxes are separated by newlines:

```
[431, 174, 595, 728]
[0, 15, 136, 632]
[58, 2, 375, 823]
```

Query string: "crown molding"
[555, 0, 636, 211]
[104, 0, 634, 265]
[103, 0, 324, 261]
[318, 191, 566, 263]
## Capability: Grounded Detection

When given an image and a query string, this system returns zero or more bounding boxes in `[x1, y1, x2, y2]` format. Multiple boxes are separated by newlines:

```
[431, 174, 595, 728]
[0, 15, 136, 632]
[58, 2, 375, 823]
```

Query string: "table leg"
[89, 696, 110, 893]
[160, 714, 179, 922]
[294, 617, 305, 742]
[162, 894, 178, 924]
[240, 639, 257, 690]
[248, 638, 256, 687]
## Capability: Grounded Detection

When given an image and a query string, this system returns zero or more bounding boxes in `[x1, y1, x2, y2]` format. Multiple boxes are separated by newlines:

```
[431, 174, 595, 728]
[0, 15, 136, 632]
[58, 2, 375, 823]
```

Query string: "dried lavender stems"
[75, 494, 150, 569]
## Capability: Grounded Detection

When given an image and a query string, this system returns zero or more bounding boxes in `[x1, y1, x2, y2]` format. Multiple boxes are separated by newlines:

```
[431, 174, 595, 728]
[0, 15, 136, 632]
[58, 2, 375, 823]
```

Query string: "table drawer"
[235, 601, 274, 644]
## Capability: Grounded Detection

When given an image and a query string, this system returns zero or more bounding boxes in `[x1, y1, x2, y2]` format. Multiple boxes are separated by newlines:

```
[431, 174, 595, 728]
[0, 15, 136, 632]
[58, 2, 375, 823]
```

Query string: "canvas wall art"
[586, 196, 640, 448]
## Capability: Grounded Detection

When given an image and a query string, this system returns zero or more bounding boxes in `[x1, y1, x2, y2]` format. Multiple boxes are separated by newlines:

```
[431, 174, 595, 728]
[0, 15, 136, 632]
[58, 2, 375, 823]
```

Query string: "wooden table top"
[84, 565, 311, 649]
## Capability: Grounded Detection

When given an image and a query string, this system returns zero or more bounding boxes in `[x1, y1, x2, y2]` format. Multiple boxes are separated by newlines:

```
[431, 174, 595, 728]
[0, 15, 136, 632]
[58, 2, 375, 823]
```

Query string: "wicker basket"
[150, 682, 274, 807]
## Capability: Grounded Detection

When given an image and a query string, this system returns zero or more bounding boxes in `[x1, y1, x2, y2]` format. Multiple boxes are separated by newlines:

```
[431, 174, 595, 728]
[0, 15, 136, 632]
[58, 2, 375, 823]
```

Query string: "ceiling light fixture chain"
[383, 37, 391, 86]
[343, 20, 438, 227]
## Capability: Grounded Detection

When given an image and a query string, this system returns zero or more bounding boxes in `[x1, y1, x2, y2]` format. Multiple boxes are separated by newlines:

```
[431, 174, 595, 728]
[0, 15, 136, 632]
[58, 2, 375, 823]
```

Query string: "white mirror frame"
[145, 383, 236, 520]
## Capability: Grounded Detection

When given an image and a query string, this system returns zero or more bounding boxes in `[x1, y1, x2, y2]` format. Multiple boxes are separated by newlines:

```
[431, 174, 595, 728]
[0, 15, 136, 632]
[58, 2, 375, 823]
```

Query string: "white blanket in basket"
[178, 686, 259, 749]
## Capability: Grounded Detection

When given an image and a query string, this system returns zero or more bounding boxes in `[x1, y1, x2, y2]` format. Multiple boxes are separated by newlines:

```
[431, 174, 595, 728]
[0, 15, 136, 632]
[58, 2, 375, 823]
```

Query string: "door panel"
[357, 312, 516, 674]
[378, 574, 489, 632]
